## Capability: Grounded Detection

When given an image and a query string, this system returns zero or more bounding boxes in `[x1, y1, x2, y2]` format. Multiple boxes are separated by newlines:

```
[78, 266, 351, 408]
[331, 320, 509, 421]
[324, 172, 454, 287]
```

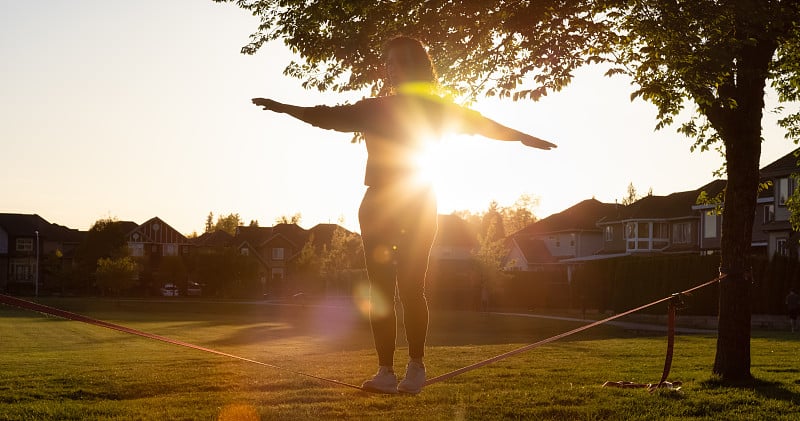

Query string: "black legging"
[358, 184, 437, 367]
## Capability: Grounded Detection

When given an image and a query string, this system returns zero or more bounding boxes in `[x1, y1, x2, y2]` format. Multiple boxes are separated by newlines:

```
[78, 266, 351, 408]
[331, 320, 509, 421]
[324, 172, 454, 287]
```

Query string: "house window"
[240, 247, 249, 256]
[653, 223, 669, 239]
[272, 247, 285, 260]
[637, 222, 651, 250]
[776, 238, 789, 257]
[703, 212, 718, 239]
[638, 222, 650, 238]
[16, 238, 33, 252]
[626, 222, 637, 250]
[672, 222, 692, 244]
[777, 177, 790, 206]
[11, 259, 32, 281]
[129, 243, 144, 257]
[163, 244, 178, 256]
[764, 204, 775, 224]
[625, 222, 636, 239]
[271, 267, 284, 280]
[604, 226, 614, 242]
[650, 222, 668, 249]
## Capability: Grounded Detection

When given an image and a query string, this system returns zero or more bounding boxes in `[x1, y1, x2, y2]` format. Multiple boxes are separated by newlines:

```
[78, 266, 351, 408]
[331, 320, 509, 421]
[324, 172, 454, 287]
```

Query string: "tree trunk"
[711, 35, 773, 382]
[713, 125, 759, 383]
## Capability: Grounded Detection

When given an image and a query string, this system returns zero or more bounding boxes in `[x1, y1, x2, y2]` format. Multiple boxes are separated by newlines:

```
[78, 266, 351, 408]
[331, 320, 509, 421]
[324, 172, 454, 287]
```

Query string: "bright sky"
[2, 1, 797, 235]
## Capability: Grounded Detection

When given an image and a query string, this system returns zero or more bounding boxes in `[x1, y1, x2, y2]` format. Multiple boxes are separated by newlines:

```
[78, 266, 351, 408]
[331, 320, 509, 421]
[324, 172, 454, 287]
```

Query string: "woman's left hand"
[522, 136, 557, 150]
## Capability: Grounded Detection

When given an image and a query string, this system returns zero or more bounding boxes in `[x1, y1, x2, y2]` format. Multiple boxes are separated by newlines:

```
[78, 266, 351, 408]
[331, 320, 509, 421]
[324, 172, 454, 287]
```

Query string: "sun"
[410, 134, 490, 213]
[411, 137, 447, 188]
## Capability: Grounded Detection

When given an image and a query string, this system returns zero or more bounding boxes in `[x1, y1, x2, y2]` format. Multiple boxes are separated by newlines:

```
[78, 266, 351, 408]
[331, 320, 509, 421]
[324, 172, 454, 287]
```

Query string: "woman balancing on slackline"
[252, 36, 556, 394]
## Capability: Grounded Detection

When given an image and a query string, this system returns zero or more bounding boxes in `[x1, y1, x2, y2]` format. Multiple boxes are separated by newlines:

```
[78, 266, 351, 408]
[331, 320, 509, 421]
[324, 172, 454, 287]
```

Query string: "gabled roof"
[235, 223, 311, 249]
[760, 148, 800, 178]
[600, 180, 727, 222]
[512, 236, 557, 264]
[127, 217, 190, 244]
[514, 199, 619, 236]
[307, 223, 359, 249]
[192, 230, 234, 247]
[434, 214, 478, 248]
[0, 213, 85, 242]
[270, 223, 310, 247]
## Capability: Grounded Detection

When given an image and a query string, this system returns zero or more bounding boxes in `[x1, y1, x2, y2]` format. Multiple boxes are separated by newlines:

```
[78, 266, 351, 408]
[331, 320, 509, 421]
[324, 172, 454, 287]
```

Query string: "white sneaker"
[398, 361, 426, 394]
[361, 367, 398, 394]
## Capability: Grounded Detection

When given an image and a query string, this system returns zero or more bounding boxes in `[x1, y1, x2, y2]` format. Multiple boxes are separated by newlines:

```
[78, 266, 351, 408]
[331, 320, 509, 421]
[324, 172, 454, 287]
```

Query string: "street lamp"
[34, 230, 39, 297]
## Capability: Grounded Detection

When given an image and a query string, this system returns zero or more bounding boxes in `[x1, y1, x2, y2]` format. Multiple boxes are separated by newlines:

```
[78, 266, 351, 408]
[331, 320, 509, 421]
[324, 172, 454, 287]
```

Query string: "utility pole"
[35, 230, 39, 297]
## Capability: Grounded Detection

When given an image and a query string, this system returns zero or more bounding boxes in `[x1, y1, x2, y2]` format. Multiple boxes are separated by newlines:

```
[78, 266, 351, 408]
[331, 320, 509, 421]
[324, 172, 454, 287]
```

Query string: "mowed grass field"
[1, 297, 798, 420]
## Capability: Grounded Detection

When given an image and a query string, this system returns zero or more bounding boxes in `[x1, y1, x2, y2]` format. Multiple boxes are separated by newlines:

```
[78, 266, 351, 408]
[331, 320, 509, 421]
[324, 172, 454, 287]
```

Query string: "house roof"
[307, 223, 359, 249]
[127, 217, 190, 244]
[760, 148, 800, 178]
[513, 236, 557, 264]
[600, 180, 727, 222]
[434, 214, 478, 248]
[192, 230, 234, 247]
[234, 223, 315, 249]
[514, 198, 620, 236]
[0, 213, 85, 242]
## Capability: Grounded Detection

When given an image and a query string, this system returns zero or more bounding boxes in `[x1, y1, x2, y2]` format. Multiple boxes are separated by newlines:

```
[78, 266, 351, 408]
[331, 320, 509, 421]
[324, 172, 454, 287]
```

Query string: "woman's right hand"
[252, 98, 279, 111]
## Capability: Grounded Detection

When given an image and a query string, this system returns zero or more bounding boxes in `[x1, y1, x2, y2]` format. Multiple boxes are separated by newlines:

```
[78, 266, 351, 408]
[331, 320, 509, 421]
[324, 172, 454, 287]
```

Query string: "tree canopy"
[217, 0, 800, 383]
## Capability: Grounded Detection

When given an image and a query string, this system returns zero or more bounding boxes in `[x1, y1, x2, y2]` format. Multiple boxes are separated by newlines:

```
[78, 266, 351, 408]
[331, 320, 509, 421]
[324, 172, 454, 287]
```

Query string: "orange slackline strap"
[603, 292, 685, 392]
[424, 276, 720, 386]
[1, 276, 721, 392]
[0, 294, 364, 391]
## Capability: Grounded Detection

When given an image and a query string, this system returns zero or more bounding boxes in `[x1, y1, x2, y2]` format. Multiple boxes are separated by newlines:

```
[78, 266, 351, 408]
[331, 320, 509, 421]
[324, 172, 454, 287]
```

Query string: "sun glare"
[412, 134, 494, 214]
[411, 136, 447, 189]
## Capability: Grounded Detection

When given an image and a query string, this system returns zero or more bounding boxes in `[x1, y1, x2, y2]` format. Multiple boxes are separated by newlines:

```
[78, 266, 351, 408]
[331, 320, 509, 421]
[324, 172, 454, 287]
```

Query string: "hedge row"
[431, 254, 800, 315]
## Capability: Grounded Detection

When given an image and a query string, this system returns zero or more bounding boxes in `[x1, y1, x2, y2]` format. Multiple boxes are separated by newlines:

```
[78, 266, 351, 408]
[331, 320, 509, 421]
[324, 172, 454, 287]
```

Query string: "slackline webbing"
[1, 276, 721, 391]
[423, 276, 721, 386]
[0, 294, 364, 391]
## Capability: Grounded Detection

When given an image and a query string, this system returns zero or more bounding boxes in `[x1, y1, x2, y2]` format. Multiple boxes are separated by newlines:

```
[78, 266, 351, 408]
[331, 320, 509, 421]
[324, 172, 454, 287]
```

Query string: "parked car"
[160, 283, 179, 297]
[187, 282, 202, 297]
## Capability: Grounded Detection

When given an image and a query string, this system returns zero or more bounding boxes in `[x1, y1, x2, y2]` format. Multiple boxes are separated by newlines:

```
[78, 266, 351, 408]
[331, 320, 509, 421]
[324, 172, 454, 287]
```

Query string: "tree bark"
[711, 35, 774, 382]
[713, 121, 759, 383]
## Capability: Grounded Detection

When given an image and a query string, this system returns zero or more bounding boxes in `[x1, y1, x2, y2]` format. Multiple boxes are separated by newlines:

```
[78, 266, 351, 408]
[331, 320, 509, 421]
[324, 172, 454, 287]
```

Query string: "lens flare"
[218, 404, 259, 421]
[371, 244, 393, 265]
[352, 280, 393, 319]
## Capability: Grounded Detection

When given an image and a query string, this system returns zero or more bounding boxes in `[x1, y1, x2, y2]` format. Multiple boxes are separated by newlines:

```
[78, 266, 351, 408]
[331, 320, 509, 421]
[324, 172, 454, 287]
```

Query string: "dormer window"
[604, 226, 614, 241]
[778, 177, 790, 206]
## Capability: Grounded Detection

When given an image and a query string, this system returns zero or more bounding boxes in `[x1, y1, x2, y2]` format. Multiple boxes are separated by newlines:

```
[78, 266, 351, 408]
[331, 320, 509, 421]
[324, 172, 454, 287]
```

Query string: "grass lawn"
[1, 297, 798, 420]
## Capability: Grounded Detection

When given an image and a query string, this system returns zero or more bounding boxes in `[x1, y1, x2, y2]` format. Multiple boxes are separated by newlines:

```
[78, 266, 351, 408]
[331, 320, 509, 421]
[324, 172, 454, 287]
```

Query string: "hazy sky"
[2, 1, 797, 235]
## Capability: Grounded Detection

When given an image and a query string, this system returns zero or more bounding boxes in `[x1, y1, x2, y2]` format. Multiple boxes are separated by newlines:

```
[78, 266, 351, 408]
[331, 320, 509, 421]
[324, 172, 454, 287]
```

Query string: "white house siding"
[542, 233, 578, 258]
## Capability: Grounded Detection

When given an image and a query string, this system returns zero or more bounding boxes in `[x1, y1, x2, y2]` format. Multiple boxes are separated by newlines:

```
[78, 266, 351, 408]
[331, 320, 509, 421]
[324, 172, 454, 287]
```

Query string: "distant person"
[480, 281, 490, 312]
[252, 36, 555, 394]
[787, 289, 799, 332]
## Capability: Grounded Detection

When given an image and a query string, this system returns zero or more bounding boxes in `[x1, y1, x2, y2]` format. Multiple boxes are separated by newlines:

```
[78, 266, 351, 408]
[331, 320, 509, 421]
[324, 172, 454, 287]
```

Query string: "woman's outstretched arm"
[252, 97, 369, 133]
[252, 98, 309, 122]
[472, 115, 557, 150]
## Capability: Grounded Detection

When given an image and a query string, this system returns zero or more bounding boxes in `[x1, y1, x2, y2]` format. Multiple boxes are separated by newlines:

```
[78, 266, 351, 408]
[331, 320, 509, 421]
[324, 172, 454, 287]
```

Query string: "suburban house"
[596, 180, 728, 257]
[233, 223, 317, 282]
[227, 224, 354, 282]
[0, 213, 85, 293]
[192, 229, 234, 255]
[427, 214, 481, 308]
[126, 217, 192, 260]
[506, 198, 621, 270]
[695, 148, 799, 258]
